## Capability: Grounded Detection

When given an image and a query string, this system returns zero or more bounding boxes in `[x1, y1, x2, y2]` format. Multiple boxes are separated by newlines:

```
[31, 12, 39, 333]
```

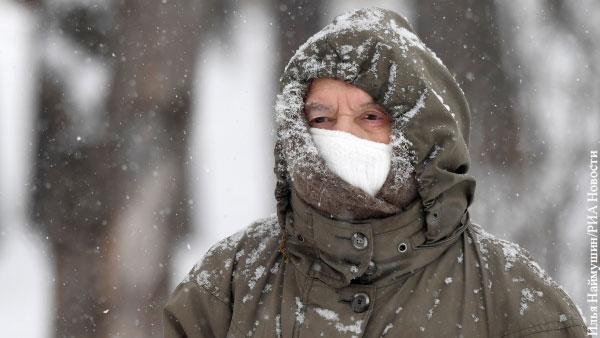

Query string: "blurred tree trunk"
[414, 0, 522, 170]
[103, 1, 203, 335]
[545, 0, 599, 106]
[273, 0, 324, 79]
[30, 1, 204, 337]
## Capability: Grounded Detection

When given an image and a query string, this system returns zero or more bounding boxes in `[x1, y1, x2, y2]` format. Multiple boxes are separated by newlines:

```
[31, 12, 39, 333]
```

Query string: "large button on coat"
[351, 232, 369, 250]
[351, 293, 370, 313]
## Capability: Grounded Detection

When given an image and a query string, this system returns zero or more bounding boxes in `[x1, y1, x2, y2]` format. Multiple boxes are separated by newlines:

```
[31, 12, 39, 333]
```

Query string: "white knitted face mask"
[309, 127, 392, 196]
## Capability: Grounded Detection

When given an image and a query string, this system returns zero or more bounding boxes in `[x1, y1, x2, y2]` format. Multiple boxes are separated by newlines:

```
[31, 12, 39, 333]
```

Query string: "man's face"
[303, 77, 392, 144]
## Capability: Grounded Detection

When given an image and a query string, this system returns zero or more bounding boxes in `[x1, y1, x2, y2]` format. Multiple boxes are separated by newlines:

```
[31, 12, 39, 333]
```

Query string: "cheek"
[360, 128, 389, 144]
[373, 131, 391, 144]
[362, 122, 391, 144]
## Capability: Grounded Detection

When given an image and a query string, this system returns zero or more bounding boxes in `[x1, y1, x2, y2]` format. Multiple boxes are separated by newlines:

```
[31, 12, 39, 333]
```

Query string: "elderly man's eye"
[311, 116, 329, 124]
[364, 112, 385, 120]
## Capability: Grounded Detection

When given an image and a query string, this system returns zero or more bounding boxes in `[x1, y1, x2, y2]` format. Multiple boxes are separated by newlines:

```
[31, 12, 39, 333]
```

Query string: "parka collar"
[283, 187, 470, 288]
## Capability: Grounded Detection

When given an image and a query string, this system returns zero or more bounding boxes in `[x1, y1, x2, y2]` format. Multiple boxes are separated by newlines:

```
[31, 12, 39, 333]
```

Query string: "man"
[164, 7, 587, 337]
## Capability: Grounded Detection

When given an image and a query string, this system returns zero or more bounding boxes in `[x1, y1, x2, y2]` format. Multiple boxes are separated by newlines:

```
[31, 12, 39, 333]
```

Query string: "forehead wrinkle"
[340, 85, 376, 108]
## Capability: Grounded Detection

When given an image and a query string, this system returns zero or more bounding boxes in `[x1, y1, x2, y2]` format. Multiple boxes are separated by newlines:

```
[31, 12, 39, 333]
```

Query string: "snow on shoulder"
[182, 214, 281, 303]
[468, 222, 584, 321]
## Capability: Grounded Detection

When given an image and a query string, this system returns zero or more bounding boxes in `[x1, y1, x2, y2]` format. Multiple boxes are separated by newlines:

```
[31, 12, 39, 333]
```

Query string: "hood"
[273, 7, 476, 243]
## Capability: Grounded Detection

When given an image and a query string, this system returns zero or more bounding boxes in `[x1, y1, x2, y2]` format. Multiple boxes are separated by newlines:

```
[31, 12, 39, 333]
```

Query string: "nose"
[333, 109, 361, 138]
[334, 117, 354, 134]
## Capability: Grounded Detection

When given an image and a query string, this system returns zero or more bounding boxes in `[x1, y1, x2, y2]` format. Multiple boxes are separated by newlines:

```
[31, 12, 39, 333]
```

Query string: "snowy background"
[1, 0, 598, 336]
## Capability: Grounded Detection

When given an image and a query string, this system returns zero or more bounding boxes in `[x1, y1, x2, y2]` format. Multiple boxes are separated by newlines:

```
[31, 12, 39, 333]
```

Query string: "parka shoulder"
[187, 213, 281, 302]
[467, 222, 588, 337]
[163, 214, 282, 338]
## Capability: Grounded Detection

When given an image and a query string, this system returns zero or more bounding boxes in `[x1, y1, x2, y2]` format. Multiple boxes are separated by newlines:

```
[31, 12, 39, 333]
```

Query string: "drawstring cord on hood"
[278, 232, 289, 262]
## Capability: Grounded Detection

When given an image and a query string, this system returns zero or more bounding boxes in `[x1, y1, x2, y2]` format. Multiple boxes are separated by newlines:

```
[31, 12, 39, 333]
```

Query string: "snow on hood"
[273, 7, 476, 242]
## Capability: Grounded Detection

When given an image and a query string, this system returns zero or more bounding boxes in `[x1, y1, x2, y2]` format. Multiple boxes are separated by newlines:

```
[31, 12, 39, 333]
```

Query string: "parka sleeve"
[503, 319, 588, 337]
[163, 280, 233, 338]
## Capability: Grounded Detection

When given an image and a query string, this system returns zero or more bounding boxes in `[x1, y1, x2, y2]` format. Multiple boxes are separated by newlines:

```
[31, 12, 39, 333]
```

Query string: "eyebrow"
[304, 101, 385, 113]
[361, 102, 386, 111]
[304, 102, 332, 113]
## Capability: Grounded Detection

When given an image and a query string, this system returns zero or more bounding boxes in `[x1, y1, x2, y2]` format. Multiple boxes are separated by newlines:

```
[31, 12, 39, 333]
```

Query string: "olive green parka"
[164, 7, 587, 337]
